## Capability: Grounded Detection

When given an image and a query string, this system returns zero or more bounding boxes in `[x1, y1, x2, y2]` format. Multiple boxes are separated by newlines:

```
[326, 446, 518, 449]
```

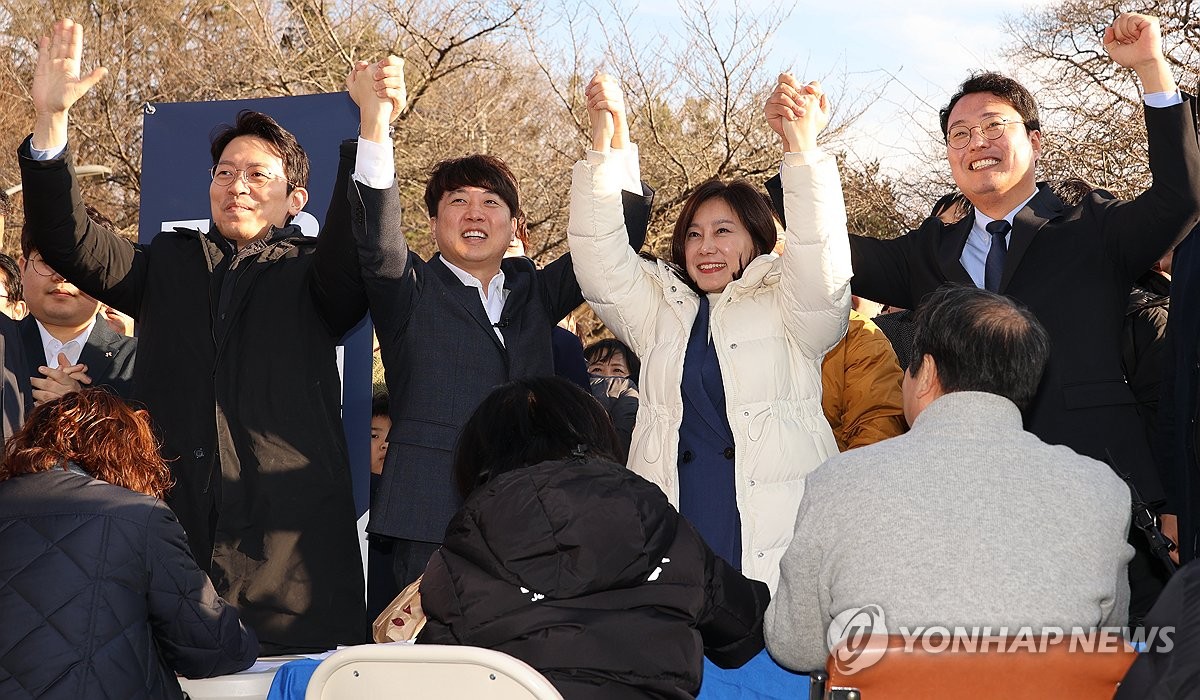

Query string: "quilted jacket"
[0, 469, 258, 699]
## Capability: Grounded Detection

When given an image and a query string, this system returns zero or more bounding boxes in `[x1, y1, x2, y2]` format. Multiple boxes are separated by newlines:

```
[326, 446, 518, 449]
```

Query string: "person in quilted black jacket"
[418, 377, 769, 699]
[0, 389, 258, 699]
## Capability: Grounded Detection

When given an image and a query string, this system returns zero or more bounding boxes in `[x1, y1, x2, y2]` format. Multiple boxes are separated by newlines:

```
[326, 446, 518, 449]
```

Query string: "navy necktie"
[984, 220, 1011, 292]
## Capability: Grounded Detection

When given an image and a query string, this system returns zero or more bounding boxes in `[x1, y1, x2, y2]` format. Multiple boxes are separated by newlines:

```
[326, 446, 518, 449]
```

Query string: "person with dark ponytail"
[418, 377, 769, 699]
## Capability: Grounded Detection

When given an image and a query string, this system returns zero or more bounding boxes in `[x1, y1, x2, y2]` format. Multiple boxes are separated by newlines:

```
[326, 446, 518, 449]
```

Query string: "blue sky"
[599, 0, 1063, 172]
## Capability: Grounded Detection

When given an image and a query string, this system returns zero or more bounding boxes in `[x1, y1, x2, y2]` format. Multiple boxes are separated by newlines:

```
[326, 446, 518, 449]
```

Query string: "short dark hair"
[0, 253, 22, 302]
[19, 222, 33, 258]
[583, 338, 640, 382]
[671, 179, 777, 287]
[371, 393, 389, 418]
[929, 191, 971, 224]
[424, 154, 525, 240]
[909, 285, 1050, 411]
[939, 72, 1041, 140]
[209, 110, 310, 190]
[452, 377, 621, 499]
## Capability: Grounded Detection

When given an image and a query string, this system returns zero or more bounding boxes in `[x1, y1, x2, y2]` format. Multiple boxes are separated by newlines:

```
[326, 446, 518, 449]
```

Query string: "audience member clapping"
[583, 337, 640, 460]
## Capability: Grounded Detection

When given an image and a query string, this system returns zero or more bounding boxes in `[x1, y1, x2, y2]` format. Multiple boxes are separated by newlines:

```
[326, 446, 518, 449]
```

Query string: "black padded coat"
[418, 457, 769, 699]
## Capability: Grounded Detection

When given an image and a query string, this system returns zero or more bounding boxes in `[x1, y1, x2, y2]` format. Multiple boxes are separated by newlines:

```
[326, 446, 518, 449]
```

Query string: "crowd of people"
[1, 9, 1199, 699]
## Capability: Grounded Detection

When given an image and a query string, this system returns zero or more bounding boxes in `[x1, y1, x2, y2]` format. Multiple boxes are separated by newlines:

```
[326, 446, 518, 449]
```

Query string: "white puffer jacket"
[568, 149, 852, 591]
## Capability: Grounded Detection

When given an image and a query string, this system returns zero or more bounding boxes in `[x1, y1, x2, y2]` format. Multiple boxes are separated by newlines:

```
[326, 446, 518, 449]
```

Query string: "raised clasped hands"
[346, 55, 406, 141]
[765, 73, 830, 154]
[585, 73, 629, 153]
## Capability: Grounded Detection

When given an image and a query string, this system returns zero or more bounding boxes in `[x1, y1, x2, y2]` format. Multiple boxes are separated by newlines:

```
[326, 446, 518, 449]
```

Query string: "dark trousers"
[390, 537, 442, 590]
[1129, 525, 1172, 629]
[366, 534, 399, 623]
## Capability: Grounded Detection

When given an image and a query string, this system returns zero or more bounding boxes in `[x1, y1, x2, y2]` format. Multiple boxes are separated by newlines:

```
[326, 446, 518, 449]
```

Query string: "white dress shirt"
[36, 316, 96, 368]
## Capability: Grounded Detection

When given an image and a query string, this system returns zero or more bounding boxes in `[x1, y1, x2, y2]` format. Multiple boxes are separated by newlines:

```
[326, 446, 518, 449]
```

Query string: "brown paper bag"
[372, 575, 426, 643]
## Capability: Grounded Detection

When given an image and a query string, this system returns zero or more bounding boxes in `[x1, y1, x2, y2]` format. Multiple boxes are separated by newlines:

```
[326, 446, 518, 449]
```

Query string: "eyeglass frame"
[208, 165, 297, 191]
[945, 117, 1028, 150]
[25, 255, 61, 278]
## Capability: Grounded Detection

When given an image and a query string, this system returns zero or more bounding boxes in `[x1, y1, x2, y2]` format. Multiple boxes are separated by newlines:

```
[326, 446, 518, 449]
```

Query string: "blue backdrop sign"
[139, 92, 373, 517]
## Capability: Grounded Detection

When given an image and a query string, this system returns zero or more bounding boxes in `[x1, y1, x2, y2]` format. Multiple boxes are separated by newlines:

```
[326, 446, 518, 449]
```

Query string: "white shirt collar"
[438, 257, 509, 345]
[36, 315, 97, 368]
[438, 256, 506, 297]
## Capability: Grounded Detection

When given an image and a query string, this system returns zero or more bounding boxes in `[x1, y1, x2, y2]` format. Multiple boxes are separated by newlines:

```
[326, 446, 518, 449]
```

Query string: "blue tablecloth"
[698, 651, 810, 699]
[267, 649, 808, 700]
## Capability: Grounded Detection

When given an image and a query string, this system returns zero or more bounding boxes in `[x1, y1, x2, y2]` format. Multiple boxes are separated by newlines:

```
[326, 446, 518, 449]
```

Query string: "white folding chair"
[304, 644, 564, 700]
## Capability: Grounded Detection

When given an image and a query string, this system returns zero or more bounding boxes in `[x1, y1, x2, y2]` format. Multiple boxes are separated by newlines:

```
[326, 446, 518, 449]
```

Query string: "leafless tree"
[1003, 0, 1198, 198]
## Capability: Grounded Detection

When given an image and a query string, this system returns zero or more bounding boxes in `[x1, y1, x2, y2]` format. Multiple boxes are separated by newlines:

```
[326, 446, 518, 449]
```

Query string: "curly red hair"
[1, 389, 172, 498]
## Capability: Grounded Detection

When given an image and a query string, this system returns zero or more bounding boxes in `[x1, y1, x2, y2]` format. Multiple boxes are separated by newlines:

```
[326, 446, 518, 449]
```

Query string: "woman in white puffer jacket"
[567, 73, 852, 592]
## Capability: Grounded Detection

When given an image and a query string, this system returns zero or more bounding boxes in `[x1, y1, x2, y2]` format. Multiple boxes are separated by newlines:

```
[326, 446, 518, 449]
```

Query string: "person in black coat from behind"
[0, 389, 258, 699]
[418, 377, 769, 699]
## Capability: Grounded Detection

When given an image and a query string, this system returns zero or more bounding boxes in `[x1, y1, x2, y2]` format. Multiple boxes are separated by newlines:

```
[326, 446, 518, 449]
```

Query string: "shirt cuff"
[1144, 90, 1183, 109]
[352, 136, 395, 189]
[782, 147, 827, 168]
[29, 140, 67, 161]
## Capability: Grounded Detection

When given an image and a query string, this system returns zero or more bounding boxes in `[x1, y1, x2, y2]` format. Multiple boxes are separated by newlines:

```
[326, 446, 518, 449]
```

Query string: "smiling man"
[16, 19, 386, 653]
[344, 66, 653, 587]
[801, 13, 1200, 625]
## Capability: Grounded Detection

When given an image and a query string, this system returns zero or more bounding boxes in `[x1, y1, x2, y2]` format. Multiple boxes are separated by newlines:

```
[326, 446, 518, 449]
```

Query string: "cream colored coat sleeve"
[568, 149, 671, 358]
[778, 149, 853, 359]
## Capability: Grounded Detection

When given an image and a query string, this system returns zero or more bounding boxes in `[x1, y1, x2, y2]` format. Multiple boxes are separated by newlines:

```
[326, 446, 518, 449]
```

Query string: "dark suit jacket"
[794, 100, 1200, 505]
[349, 177, 653, 543]
[19, 315, 137, 399]
[0, 314, 30, 439]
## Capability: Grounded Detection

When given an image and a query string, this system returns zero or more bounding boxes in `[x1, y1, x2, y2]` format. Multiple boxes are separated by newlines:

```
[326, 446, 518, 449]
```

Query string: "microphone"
[493, 318, 511, 329]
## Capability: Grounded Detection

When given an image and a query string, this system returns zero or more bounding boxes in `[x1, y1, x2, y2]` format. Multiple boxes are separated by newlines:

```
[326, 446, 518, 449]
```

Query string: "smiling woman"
[568, 73, 852, 591]
[672, 180, 780, 294]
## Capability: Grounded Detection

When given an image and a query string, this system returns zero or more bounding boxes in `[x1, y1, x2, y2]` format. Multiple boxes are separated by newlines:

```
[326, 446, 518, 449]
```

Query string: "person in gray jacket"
[765, 286, 1134, 672]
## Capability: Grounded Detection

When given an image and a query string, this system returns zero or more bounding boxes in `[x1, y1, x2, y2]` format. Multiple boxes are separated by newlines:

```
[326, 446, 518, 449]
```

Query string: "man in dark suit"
[771, 13, 1199, 623]
[345, 61, 653, 587]
[18, 235, 136, 401]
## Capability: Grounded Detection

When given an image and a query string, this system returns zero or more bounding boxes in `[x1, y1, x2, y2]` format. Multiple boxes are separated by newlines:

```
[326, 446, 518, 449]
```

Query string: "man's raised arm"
[20, 18, 144, 315]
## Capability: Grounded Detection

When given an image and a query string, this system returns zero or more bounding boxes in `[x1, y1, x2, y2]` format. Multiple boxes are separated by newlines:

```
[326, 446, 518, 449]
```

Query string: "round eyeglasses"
[209, 165, 292, 189]
[946, 118, 1026, 150]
